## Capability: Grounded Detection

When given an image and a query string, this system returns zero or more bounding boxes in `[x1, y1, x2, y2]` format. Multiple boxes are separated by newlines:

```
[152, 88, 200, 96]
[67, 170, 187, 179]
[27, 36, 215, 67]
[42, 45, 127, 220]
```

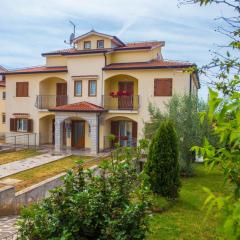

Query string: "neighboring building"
[2, 30, 200, 154]
[0, 66, 6, 135]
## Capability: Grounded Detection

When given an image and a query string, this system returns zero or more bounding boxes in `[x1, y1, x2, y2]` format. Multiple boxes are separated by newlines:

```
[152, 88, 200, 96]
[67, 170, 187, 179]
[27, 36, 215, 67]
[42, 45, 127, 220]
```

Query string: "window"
[2, 113, 5, 124]
[10, 118, 33, 132]
[2, 91, 6, 100]
[154, 78, 172, 96]
[97, 40, 104, 48]
[17, 119, 28, 132]
[16, 82, 28, 97]
[84, 41, 91, 49]
[74, 81, 82, 96]
[88, 80, 97, 96]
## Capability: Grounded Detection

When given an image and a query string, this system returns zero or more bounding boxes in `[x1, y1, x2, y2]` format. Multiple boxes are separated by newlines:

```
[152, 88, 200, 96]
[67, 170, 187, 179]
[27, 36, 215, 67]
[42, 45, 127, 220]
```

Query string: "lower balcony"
[102, 95, 139, 111]
[35, 95, 68, 109]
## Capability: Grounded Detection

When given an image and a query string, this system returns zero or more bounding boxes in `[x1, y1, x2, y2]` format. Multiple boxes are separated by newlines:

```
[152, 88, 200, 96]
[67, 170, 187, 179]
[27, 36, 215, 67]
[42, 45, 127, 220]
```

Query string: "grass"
[147, 163, 232, 240]
[0, 149, 41, 165]
[2, 155, 99, 191]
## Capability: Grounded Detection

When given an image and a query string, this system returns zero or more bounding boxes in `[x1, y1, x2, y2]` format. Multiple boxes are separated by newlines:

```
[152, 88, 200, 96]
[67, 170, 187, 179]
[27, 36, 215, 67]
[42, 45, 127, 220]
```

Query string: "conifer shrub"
[145, 120, 181, 198]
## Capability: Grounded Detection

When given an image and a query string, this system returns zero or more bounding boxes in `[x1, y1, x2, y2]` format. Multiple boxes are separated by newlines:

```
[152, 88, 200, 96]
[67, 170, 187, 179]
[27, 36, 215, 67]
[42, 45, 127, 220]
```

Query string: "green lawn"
[147, 164, 232, 240]
[0, 149, 41, 165]
[3, 155, 96, 191]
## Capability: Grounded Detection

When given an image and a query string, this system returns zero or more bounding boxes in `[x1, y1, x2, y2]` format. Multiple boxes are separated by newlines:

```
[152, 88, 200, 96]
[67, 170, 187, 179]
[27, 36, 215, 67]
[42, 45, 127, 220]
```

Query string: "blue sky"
[0, 0, 232, 100]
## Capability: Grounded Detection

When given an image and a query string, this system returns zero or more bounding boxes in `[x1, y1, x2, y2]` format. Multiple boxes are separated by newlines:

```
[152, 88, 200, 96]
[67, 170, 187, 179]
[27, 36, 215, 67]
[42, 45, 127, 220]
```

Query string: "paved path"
[0, 215, 18, 239]
[0, 153, 69, 179]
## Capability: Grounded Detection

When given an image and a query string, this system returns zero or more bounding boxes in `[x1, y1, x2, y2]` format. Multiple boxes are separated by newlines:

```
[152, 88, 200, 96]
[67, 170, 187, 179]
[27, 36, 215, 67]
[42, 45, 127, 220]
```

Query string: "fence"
[103, 136, 137, 151]
[3, 133, 37, 151]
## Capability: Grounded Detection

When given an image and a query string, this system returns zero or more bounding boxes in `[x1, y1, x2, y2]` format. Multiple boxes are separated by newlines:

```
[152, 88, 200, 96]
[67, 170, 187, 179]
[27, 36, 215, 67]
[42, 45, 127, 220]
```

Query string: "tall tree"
[145, 120, 181, 198]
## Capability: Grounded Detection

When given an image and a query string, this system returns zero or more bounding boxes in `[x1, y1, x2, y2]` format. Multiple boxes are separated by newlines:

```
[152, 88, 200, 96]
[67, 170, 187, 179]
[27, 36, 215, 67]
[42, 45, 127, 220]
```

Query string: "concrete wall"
[0, 164, 101, 216]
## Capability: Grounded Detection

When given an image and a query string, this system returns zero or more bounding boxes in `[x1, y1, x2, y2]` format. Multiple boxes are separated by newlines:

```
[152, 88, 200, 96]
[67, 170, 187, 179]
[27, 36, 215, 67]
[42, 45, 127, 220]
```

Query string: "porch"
[47, 102, 106, 155]
[103, 74, 139, 111]
[35, 77, 68, 109]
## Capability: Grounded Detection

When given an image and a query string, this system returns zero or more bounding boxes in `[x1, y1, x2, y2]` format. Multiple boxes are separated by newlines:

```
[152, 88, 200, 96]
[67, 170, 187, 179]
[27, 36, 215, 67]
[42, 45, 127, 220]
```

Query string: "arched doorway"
[104, 74, 139, 110]
[37, 77, 67, 109]
[104, 116, 138, 149]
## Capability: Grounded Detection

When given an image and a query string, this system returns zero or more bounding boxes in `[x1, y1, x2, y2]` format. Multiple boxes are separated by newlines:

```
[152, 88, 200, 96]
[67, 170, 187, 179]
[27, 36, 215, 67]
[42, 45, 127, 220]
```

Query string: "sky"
[0, 0, 233, 100]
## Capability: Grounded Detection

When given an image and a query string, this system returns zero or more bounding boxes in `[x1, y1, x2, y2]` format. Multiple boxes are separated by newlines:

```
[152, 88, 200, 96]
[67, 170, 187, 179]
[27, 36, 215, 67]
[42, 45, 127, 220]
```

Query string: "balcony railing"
[35, 95, 68, 109]
[102, 95, 139, 110]
[103, 136, 137, 150]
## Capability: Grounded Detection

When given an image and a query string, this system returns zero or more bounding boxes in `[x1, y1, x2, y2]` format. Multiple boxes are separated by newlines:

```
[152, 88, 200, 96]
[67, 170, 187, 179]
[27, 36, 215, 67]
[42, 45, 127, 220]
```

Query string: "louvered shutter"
[10, 118, 16, 131]
[27, 119, 33, 132]
[132, 121, 138, 147]
[154, 79, 172, 96]
[111, 121, 119, 145]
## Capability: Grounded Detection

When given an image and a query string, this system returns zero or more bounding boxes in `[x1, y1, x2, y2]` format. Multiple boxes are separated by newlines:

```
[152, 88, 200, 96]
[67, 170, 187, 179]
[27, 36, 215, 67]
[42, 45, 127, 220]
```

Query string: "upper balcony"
[35, 77, 67, 110]
[103, 74, 139, 111]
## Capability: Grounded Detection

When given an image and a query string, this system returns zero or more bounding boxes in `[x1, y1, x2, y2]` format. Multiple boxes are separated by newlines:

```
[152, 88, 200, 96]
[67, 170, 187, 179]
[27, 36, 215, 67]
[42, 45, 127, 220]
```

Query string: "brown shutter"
[27, 119, 33, 132]
[132, 121, 137, 147]
[111, 121, 119, 144]
[16, 82, 28, 97]
[154, 79, 172, 96]
[10, 118, 16, 131]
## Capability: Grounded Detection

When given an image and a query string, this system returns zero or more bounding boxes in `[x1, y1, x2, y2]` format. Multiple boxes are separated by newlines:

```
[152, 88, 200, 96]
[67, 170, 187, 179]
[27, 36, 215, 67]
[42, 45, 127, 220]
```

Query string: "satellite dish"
[64, 21, 76, 47]
[70, 33, 75, 45]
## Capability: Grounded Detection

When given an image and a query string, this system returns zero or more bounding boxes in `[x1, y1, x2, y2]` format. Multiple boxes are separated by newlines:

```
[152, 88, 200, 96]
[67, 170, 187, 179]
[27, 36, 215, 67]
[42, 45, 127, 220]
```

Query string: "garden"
[14, 0, 240, 239]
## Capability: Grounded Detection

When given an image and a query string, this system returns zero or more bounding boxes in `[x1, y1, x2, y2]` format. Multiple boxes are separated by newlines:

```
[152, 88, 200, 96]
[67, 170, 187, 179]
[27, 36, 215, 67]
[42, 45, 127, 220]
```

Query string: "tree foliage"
[144, 94, 210, 176]
[17, 152, 150, 240]
[181, 0, 240, 238]
[145, 120, 181, 198]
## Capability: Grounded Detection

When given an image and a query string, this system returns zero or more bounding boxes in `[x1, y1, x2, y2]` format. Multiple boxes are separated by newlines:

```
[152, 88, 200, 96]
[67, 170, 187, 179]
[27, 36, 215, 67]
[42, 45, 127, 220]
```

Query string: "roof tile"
[49, 101, 106, 112]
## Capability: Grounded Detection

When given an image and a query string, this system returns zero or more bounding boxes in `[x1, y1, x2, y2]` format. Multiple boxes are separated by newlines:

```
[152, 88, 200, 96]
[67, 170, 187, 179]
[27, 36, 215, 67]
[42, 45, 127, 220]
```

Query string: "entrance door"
[71, 120, 85, 148]
[56, 83, 67, 106]
[118, 82, 134, 109]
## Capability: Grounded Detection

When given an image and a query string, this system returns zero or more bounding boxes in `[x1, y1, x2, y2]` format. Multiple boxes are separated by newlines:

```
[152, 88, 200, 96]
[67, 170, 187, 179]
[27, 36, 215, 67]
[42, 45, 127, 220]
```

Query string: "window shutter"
[132, 121, 138, 146]
[154, 79, 172, 96]
[111, 121, 119, 144]
[10, 118, 16, 131]
[16, 82, 28, 97]
[27, 119, 33, 132]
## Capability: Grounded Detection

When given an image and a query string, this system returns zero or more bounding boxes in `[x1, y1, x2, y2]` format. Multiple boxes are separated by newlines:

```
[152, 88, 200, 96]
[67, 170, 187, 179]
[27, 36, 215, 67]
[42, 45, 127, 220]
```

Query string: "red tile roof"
[49, 101, 107, 112]
[42, 41, 164, 56]
[103, 60, 195, 70]
[3, 66, 68, 75]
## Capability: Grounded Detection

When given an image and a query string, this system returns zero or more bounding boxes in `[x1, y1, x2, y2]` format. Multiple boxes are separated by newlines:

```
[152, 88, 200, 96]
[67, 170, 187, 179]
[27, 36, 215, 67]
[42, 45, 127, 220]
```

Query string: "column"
[89, 115, 98, 155]
[54, 117, 63, 154]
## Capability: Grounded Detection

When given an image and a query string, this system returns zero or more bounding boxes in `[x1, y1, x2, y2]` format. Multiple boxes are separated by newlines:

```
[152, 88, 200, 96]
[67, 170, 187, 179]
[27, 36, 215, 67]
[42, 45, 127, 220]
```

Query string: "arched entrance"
[37, 77, 67, 109]
[104, 74, 139, 110]
[104, 116, 138, 149]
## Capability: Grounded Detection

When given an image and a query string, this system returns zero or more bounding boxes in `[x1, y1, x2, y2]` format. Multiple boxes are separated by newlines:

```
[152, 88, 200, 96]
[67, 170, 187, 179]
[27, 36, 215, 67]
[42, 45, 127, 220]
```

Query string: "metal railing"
[102, 95, 139, 110]
[103, 136, 137, 151]
[4, 133, 37, 151]
[35, 95, 68, 109]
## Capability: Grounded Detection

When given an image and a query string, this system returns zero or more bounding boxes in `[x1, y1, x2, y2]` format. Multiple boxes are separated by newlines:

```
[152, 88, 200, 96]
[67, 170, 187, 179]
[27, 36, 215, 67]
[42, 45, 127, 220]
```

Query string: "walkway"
[0, 153, 69, 179]
[0, 215, 18, 239]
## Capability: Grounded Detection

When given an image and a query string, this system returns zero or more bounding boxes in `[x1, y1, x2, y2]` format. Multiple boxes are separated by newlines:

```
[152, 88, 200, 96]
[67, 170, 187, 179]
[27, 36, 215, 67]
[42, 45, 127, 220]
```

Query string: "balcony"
[102, 95, 139, 111]
[35, 95, 68, 109]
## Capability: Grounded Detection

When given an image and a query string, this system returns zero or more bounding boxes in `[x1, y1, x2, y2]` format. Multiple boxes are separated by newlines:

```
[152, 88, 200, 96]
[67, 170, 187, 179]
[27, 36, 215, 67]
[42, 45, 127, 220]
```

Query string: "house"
[1, 30, 200, 154]
[0, 66, 6, 135]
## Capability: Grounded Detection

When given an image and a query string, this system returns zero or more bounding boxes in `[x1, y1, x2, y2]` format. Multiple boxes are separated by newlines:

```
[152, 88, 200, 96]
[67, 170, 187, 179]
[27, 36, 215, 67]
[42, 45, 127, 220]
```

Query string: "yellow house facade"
[0, 66, 6, 136]
[2, 30, 200, 154]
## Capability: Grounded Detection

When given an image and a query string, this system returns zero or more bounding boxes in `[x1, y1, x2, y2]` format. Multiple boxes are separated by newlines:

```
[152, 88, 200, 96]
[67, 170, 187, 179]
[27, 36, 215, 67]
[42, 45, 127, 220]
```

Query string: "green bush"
[144, 94, 212, 177]
[145, 120, 181, 198]
[17, 157, 150, 240]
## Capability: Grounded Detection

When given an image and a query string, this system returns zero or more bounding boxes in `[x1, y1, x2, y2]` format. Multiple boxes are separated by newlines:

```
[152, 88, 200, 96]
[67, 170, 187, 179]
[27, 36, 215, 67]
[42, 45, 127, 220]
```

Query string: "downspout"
[101, 52, 107, 107]
[97, 113, 101, 153]
[189, 74, 192, 95]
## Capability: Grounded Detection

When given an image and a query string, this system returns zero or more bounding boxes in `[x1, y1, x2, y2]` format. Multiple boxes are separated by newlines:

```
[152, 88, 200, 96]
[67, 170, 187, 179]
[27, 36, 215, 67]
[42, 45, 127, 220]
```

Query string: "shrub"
[17, 156, 150, 240]
[145, 120, 181, 198]
[144, 94, 212, 177]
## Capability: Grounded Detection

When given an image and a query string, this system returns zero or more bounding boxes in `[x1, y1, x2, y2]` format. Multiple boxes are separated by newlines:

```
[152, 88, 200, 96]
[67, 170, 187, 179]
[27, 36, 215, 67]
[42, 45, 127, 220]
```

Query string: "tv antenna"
[64, 21, 76, 47]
